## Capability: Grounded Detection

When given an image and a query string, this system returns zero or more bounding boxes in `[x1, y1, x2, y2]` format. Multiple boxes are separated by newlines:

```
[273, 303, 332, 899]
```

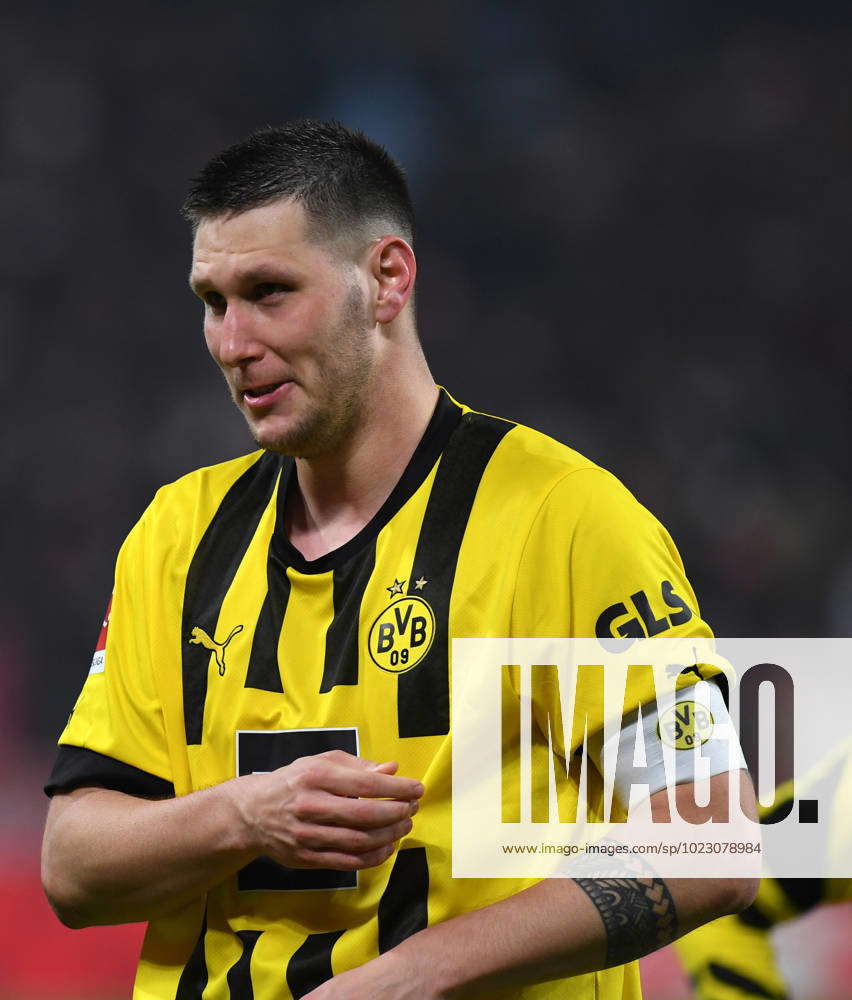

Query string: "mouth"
[240, 380, 293, 409]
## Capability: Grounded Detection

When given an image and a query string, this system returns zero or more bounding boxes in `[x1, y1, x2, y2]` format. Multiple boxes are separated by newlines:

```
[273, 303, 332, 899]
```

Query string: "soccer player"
[676, 739, 852, 999]
[41, 120, 758, 999]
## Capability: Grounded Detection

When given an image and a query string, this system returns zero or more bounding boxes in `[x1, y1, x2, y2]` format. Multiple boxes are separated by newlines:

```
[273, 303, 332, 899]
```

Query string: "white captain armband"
[591, 679, 748, 804]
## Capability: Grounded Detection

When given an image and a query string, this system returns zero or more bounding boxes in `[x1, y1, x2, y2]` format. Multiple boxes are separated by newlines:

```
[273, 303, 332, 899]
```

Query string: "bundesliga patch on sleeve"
[89, 596, 112, 674]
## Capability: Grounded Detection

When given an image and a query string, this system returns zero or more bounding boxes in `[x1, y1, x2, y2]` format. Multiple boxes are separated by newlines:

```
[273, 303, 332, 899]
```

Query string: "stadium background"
[2, 0, 851, 996]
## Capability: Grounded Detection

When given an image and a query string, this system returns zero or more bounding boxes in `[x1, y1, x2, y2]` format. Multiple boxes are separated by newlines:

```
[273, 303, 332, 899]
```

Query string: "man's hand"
[42, 751, 423, 928]
[226, 749, 422, 872]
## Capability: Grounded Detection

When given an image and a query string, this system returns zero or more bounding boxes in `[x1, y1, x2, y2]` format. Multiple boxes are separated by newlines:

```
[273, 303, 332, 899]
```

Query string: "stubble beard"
[246, 282, 375, 459]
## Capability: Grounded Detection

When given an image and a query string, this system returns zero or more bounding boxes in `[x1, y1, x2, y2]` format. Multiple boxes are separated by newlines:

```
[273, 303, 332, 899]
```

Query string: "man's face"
[190, 199, 376, 457]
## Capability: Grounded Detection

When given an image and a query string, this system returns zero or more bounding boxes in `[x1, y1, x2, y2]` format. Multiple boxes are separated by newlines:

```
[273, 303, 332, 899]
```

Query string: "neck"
[285, 358, 438, 562]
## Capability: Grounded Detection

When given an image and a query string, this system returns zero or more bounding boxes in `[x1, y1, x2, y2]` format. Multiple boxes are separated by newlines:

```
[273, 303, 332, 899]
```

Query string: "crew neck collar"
[272, 388, 463, 574]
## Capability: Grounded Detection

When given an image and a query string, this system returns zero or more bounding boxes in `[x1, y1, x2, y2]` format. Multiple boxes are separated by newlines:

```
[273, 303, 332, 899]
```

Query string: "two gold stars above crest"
[386, 576, 427, 596]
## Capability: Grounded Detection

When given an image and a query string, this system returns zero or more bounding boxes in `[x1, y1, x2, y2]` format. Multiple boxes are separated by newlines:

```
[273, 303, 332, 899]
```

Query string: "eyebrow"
[188, 265, 299, 295]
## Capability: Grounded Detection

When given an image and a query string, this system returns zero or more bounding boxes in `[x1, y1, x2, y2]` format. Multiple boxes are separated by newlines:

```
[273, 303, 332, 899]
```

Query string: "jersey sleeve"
[512, 466, 716, 757]
[45, 501, 175, 799]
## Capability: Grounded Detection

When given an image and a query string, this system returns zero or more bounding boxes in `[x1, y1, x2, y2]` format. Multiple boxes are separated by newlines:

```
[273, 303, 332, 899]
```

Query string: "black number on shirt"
[236, 727, 359, 892]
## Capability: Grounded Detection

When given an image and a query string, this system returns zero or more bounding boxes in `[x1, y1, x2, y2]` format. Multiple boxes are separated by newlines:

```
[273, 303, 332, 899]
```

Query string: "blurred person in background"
[676, 738, 852, 1000]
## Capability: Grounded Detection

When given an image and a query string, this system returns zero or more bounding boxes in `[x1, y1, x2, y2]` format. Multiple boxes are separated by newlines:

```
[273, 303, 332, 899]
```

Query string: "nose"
[212, 301, 263, 367]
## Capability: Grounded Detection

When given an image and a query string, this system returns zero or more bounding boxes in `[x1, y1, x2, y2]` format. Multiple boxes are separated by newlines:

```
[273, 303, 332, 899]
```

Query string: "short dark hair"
[181, 120, 415, 248]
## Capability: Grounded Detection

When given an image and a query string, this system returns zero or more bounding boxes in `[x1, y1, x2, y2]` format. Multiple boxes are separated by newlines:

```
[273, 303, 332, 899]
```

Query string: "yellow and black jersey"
[47, 389, 712, 1000]
[675, 739, 852, 1000]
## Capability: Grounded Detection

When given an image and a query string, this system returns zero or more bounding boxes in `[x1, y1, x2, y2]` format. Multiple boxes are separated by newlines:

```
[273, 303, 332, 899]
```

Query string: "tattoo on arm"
[575, 878, 678, 968]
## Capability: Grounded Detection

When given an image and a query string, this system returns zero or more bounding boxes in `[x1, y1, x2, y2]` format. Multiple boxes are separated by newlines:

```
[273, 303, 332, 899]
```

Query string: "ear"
[369, 236, 416, 325]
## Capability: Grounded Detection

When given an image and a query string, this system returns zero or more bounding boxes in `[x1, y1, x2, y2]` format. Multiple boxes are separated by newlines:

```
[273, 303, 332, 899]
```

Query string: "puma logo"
[189, 624, 244, 676]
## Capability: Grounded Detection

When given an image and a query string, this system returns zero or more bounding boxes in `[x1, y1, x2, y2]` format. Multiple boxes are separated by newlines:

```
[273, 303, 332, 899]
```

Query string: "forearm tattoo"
[575, 878, 678, 968]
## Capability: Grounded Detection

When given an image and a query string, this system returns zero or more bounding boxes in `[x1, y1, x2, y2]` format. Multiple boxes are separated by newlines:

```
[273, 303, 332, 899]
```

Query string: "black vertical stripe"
[245, 552, 290, 692]
[285, 929, 345, 998]
[775, 877, 824, 913]
[226, 930, 262, 999]
[378, 846, 430, 953]
[320, 542, 376, 692]
[708, 962, 785, 999]
[398, 413, 513, 737]
[181, 453, 282, 745]
[737, 902, 774, 929]
[174, 908, 208, 1000]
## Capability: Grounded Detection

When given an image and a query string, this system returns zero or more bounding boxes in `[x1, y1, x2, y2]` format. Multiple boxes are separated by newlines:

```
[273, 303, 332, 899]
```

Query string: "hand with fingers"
[227, 749, 423, 872]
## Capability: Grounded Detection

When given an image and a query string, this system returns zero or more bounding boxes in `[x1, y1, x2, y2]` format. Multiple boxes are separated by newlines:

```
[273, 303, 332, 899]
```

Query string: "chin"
[250, 426, 298, 456]
[247, 414, 328, 458]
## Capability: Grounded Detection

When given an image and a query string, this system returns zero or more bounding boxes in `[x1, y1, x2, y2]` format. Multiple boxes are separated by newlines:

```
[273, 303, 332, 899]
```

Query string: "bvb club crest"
[657, 700, 714, 749]
[368, 582, 435, 674]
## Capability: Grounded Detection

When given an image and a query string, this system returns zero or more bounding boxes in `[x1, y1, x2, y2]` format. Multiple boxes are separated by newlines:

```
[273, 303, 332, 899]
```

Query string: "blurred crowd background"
[2, 0, 850, 996]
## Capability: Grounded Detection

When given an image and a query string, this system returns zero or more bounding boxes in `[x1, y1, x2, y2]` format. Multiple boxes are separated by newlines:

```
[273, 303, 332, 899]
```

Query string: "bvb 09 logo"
[368, 596, 435, 673]
[657, 701, 714, 749]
